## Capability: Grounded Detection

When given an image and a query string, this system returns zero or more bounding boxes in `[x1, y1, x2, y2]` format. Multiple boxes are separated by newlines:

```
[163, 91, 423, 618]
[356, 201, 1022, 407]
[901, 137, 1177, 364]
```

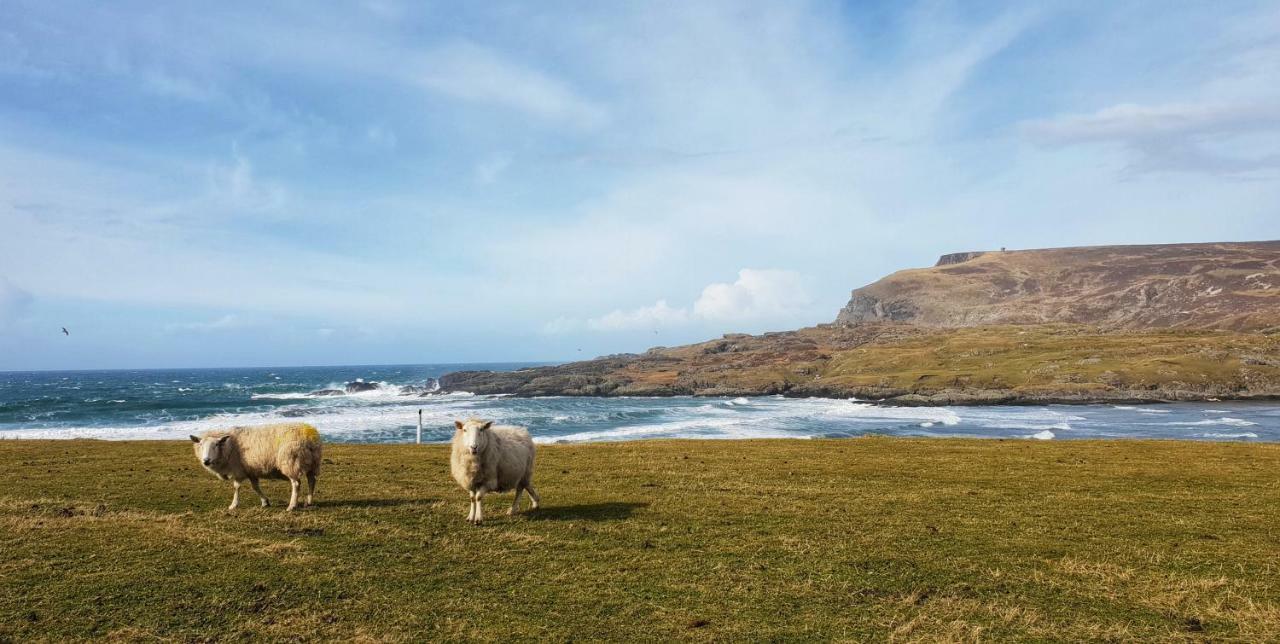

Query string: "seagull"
[61, 327, 69, 336]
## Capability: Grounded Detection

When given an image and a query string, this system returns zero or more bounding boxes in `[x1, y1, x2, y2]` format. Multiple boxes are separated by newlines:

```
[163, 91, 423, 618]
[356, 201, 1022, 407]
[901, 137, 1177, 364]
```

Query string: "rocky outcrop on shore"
[441, 323, 1280, 404]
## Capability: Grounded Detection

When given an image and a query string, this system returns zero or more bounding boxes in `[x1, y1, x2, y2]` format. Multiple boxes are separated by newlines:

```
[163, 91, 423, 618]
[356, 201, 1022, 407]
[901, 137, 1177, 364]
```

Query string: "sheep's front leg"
[305, 472, 317, 506]
[467, 491, 476, 523]
[249, 478, 269, 507]
[473, 489, 486, 524]
[228, 480, 241, 510]
[287, 478, 301, 511]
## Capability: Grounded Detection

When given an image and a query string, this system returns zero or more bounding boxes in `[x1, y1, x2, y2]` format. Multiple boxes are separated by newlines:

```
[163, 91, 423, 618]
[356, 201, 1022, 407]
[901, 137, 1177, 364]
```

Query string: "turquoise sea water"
[2, 365, 1278, 443]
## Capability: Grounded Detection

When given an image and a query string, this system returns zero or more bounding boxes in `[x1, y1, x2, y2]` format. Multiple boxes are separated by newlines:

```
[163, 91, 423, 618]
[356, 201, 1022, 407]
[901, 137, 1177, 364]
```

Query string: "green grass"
[3, 438, 1280, 641]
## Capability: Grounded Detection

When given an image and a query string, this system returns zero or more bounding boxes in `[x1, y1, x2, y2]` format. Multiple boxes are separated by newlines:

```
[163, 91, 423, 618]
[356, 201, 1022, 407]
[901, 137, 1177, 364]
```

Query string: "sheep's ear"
[454, 420, 464, 431]
[189, 435, 200, 443]
[216, 435, 230, 445]
[480, 421, 493, 431]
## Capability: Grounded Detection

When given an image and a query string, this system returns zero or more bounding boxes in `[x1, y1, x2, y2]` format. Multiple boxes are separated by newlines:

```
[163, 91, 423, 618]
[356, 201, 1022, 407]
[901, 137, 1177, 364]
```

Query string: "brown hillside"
[836, 241, 1280, 331]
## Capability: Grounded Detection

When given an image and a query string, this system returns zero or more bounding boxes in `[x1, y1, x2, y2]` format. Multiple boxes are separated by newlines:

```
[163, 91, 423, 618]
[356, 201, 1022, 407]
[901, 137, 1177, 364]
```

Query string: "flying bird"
[61, 327, 69, 336]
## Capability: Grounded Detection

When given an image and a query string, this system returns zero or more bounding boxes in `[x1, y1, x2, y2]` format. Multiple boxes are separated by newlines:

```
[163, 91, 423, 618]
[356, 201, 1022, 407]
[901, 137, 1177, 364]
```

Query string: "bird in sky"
[61, 327, 69, 336]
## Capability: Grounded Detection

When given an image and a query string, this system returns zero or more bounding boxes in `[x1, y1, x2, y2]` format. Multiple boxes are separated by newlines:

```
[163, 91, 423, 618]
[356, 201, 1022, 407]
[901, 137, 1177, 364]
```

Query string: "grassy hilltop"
[4, 438, 1280, 641]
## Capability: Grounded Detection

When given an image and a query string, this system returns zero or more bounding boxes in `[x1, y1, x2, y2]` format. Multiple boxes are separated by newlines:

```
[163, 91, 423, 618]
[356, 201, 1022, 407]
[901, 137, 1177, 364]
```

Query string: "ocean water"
[2, 364, 1278, 443]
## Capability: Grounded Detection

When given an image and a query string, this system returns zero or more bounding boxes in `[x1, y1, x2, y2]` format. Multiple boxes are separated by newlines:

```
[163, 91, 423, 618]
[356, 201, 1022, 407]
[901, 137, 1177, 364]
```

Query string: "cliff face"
[836, 241, 1280, 332]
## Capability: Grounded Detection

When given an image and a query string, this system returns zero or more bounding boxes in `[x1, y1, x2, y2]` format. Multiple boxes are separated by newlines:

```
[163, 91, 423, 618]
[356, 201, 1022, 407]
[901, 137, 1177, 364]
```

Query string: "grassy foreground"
[3, 438, 1280, 641]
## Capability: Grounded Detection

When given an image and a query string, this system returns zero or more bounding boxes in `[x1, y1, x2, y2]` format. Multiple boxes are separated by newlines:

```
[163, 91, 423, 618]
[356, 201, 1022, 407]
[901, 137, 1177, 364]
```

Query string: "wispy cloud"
[1023, 101, 1280, 175]
[586, 300, 688, 332]
[415, 40, 606, 126]
[474, 153, 512, 184]
[0, 276, 34, 330]
[164, 314, 253, 333]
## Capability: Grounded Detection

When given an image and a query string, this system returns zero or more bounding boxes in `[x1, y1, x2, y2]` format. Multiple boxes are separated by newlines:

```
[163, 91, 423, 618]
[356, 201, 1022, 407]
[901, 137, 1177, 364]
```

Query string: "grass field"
[3, 437, 1280, 641]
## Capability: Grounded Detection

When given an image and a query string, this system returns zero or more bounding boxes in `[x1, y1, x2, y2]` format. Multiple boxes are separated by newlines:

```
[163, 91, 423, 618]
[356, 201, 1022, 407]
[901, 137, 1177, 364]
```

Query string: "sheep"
[189, 422, 322, 511]
[450, 418, 540, 524]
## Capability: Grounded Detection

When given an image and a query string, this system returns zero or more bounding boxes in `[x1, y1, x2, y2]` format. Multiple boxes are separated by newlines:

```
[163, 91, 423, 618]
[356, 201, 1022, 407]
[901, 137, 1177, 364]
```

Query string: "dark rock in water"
[344, 380, 380, 393]
[280, 409, 311, 417]
[398, 378, 441, 396]
[309, 389, 345, 397]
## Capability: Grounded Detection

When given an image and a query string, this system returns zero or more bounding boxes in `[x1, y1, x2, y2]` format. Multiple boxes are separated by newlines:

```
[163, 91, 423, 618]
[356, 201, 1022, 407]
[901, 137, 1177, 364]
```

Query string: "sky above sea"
[1, 1, 1278, 370]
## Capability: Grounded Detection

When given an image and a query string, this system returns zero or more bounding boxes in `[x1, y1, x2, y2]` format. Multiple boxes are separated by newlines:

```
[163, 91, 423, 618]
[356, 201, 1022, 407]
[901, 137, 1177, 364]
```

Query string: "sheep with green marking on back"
[190, 422, 322, 511]
[450, 418, 540, 524]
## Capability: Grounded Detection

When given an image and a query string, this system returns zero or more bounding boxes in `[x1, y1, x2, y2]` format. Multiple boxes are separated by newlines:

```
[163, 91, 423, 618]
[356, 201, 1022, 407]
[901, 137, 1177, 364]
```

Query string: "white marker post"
[416, 409, 423, 444]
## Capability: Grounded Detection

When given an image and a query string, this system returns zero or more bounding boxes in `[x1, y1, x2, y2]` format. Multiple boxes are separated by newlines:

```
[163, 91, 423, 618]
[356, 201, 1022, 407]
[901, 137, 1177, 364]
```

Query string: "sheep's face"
[454, 420, 493, 456]
[190, 434, 232, 472]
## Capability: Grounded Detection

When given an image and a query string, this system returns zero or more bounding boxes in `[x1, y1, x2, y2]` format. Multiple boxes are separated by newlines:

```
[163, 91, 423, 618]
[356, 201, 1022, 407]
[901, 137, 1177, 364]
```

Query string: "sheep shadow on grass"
[527, 501, 647, 522]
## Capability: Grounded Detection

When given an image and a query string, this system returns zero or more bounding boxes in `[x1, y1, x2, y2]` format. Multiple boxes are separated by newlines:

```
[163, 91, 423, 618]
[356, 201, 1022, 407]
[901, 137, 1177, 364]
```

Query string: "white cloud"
[0, 276, 34, 329]
[415, 41, 606, 126]
[586, 300, 688, 332]
[551, 269, 813, 334]
[692, 269, 810, 321]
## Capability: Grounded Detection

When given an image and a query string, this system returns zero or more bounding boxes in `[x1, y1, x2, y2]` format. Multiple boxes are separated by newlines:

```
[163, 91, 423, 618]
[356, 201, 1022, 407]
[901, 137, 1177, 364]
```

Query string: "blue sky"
[1, 1, 1278, 370]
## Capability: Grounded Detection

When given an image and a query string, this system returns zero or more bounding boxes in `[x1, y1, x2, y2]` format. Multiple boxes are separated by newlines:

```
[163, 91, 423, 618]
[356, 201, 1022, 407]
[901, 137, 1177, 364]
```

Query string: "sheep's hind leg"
[509, 486, 525, 516]
[287, 478, 301, 511]
[306, 472, 317, 506]
[229, 480, 241, 510]
[249, 478, 269, 507]
[524, 482, 541, 510]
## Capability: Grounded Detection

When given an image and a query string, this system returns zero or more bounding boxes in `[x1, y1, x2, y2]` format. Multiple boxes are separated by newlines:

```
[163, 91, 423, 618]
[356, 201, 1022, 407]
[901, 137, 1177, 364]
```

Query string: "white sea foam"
[542, 416, 799, 443]
[250, 392, 314, 400]
[987, 422, 1073, 431]
[831, 402, 961, 425]
[1168, 417, 1258, 427]
[1201, 432, 1259, 439]
[1028, 430, 1055, 440]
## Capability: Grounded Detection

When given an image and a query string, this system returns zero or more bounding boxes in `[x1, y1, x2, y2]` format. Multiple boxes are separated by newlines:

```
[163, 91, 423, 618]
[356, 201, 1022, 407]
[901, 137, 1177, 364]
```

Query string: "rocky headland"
[441, 241, 1280, 405]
